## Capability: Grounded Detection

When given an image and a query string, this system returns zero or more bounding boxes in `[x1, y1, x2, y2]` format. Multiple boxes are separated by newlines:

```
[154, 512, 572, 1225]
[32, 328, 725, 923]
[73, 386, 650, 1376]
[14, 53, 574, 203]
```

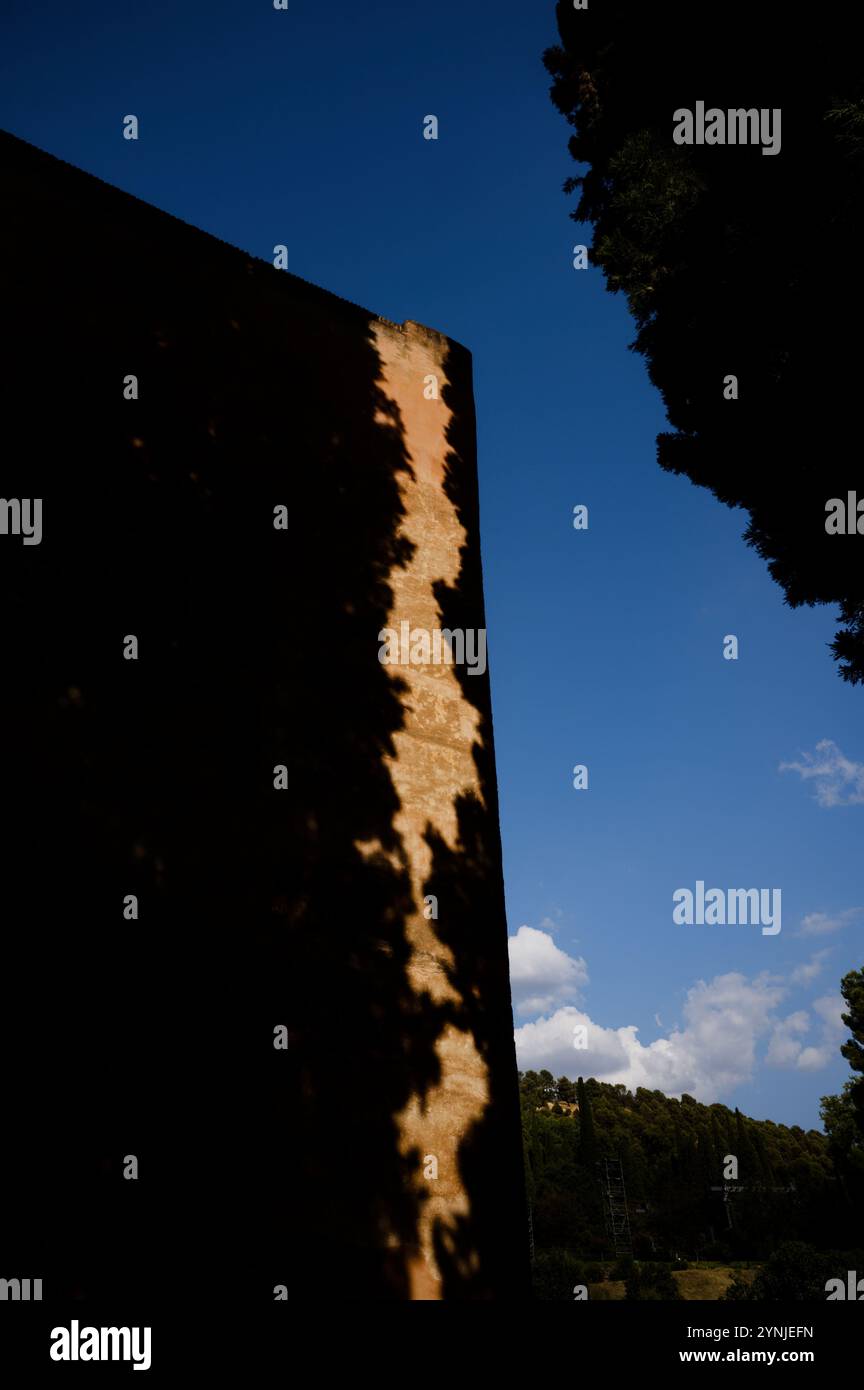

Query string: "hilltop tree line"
[522, 967, 864, 1284]
[522, 1072, 855, 1264]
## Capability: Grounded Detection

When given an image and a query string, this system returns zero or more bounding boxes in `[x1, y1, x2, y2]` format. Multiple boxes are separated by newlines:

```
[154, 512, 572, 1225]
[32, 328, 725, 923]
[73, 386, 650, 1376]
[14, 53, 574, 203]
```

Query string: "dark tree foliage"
[839, 966, 864, 1133]
[723, 1240, 864, 1301]
[819, 1084, 864, 1207]
[577, 1075, 598, 1164]
[626, 1261, 681, 1300]
[556, 1075, 577, 1104]
[734, 1107, 761, 1183]
[544, 1, 864, 682]
[819, 965, 864, 1216]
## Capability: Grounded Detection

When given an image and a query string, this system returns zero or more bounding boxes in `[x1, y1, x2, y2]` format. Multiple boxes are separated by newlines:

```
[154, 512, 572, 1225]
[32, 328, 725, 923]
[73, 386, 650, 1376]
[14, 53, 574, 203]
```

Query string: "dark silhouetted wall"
[0, 129, 529, 1302]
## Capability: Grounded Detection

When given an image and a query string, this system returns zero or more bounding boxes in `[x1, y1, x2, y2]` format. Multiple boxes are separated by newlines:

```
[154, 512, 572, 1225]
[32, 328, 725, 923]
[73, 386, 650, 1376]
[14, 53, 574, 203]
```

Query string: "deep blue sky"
[4, 0, 861, 1129]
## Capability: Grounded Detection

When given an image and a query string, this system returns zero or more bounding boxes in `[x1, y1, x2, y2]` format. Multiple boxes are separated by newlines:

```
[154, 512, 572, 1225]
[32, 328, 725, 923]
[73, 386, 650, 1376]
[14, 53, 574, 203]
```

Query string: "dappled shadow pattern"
[0, 129, 472, 1301]
[421, 342, 532, 1299]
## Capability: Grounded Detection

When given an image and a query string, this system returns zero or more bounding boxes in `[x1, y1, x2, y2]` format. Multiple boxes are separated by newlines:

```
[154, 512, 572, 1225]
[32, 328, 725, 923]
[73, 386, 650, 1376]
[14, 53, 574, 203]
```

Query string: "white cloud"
[764, 992, 846, 1073]
[766, 1011, 810, 1066]
[813, 992, 846, 1034]
[514, 969, 785, 1102]
[796, 1046, 832, 1071]
[507, 925, 588, 1017]
[798, 909, 862, 938]
[510, 927, 850, 1099]
[790, 949, 831, 982]
[779, 739, 864, 807]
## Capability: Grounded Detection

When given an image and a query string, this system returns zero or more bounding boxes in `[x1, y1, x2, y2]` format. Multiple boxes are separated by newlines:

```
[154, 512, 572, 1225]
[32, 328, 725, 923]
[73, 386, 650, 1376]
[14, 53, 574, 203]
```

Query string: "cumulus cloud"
[510, 927, 849, 1099]
[766, 1011, 810, 1066]
[514, 969, 785, 1102]
[764, 992, 847, 1072]
[798, 909, 862, 938]
[779, 739, 864, 807]
[507, 925, 588, 1017]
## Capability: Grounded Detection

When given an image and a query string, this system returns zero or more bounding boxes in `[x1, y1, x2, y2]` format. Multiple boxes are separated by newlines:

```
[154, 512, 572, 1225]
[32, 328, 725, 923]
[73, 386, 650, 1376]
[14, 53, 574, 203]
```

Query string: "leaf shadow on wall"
[420, 343, 532, 1299]
[0, 129, 456, 1303]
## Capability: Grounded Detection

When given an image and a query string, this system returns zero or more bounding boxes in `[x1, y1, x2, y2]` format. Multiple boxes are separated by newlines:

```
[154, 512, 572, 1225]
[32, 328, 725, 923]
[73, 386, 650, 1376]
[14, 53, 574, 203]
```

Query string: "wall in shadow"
[0, 130, 527, 1302]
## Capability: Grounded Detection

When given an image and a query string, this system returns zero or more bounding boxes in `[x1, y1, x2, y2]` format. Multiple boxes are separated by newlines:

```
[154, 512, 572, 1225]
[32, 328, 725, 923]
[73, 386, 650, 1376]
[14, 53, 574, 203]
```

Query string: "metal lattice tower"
[600, 1157, 633, 1256]
[709, 1182, 737, 1230]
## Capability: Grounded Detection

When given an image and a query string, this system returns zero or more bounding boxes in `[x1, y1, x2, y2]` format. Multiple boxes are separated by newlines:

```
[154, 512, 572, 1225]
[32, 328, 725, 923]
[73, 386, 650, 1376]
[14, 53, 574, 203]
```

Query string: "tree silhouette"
[544, 0, 864, 682]
[840, 967, 864, 1135]
[578, 1076, 598, 1165]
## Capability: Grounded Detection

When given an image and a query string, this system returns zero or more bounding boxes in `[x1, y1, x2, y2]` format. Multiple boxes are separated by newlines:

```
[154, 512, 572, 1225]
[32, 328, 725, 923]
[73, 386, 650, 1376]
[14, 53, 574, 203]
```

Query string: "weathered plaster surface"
[369, 320, 489, 1298]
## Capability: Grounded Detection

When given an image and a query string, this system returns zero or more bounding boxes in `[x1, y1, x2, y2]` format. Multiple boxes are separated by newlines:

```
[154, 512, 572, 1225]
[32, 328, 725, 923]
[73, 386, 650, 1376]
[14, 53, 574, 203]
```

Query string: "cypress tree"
[735, 1108, 760, 1184]
[578, 1076, 598, 1166]
[543, 0, 864, 684]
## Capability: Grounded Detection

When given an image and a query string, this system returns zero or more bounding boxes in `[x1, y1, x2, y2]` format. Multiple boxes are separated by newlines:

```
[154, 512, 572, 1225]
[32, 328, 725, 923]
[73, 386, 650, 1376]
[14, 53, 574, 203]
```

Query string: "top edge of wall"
[0, 128, 468, 357]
